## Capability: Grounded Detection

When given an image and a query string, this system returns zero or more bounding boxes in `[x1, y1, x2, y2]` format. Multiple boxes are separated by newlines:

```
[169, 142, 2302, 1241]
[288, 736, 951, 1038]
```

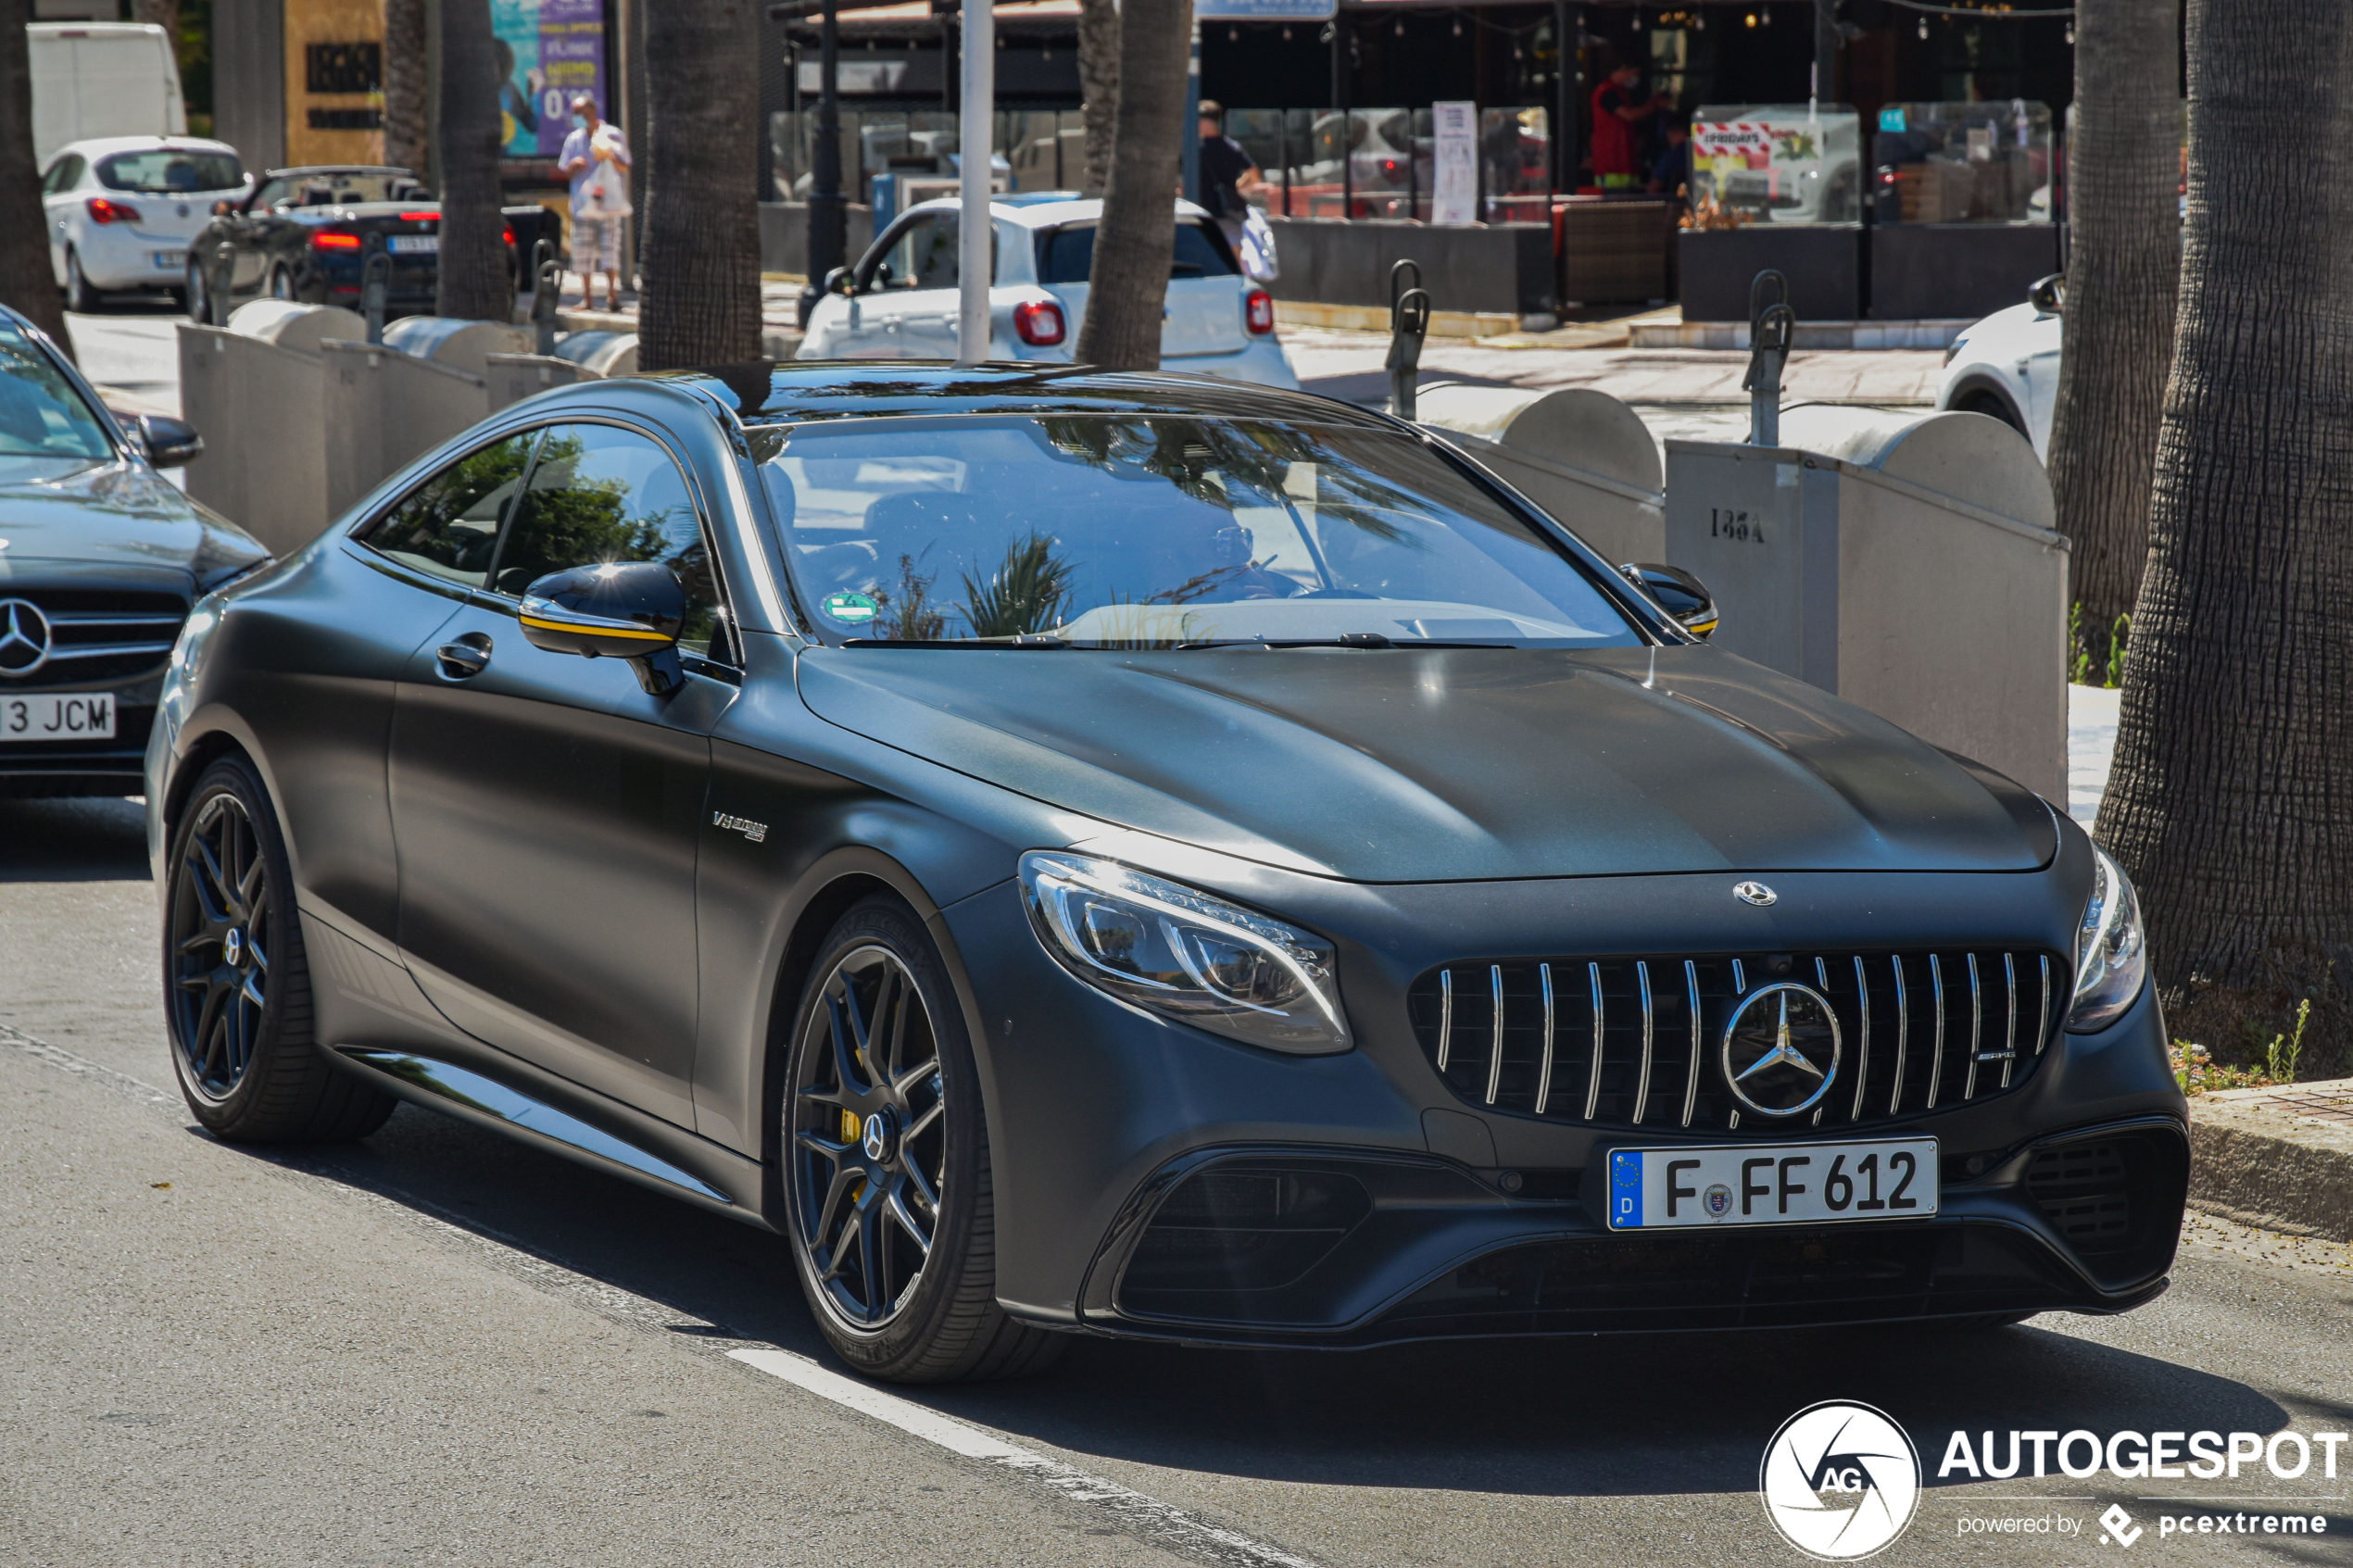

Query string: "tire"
[268, 264, 296, 302]
[779, 894, 1063, 1383]
[163, 755, 396, 1143]
[64, 247, 103, 314]
[1956, 389, 2024, 435]
[183, 258, 212, 326]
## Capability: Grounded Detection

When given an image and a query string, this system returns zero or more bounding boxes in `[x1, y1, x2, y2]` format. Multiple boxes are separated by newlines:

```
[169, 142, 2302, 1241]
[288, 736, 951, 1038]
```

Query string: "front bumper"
[940, 860, 2186, 1346]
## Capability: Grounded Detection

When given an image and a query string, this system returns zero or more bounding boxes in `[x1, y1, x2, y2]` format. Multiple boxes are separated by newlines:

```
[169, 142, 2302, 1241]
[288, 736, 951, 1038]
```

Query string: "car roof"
[50, 135, 242, 162]
[652, 360, 1388, 432]
[900, 194, 1212, 229]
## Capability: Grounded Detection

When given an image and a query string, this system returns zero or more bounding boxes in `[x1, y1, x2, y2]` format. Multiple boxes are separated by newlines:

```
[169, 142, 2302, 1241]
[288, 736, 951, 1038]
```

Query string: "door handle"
[435, 633, 493, 679]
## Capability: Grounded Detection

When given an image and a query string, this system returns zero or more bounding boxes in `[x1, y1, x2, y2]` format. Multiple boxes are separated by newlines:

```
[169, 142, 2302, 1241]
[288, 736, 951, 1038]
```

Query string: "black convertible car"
[0, 305, 265, 797]
[147, 363, 2184, 1383]
[182, 165, 552, 326]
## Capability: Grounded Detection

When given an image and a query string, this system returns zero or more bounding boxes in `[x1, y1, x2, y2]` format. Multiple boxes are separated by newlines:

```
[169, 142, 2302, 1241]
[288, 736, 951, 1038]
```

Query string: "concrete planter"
[1265, 218, 1555, 320]
[1679, 226, 1862, 321]
[1869, 223, 2060, 321]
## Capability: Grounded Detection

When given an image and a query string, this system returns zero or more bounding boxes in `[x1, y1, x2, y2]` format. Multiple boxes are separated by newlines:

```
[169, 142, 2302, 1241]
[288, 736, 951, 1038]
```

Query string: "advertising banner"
[1429, 101, 1476, 227]
[491, 0, 610, 161]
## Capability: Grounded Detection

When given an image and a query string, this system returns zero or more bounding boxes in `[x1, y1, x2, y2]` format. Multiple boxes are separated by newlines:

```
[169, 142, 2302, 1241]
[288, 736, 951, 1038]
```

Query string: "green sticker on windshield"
[822, 591, 879, 626]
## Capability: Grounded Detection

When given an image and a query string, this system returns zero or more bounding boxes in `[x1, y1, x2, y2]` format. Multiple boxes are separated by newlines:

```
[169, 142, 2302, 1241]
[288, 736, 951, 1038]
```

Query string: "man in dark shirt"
[1196, 100, 1264, 251]
[1650, 117, 1692, 196]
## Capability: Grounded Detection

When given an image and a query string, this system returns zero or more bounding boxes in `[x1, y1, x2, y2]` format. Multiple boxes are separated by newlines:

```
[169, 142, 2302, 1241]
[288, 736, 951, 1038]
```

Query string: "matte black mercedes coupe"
[148, 363, 2185, 1382]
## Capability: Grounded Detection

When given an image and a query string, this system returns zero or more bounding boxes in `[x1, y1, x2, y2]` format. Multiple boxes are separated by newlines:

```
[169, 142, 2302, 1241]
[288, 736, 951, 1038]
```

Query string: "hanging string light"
[1919, 17, 1930, 38]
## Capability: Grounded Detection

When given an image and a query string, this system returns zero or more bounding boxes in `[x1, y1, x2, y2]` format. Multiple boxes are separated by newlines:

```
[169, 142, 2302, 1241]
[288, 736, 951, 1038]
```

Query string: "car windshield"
[1036, 221, 1236, 283]
[761, 415, 1641, 649]
[98, 149, 245, 194]
[255, 170, 411, 208]
[0, 324, 117, 469]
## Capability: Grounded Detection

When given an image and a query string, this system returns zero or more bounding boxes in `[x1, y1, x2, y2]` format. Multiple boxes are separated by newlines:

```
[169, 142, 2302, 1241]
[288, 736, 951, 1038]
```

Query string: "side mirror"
[518, 561, 686, 695]
[2028, 271, 2065, 317]
[824, 265, 856, 297]
[113, 410, 204, 469]
[1619, 562, 1718, 640]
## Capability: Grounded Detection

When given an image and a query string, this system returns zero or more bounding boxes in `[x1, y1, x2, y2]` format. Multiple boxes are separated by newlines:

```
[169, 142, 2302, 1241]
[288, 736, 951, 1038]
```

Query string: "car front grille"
[1, 588, 186, 686]
[1408, 948, 2068, 1133]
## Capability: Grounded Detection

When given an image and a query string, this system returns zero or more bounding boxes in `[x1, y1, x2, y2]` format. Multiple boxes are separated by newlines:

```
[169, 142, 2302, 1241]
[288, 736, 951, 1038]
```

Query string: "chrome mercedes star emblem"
[862, 1110, 890, 1162]
[0, 599, 53, 677]
[1719, 983, 1842, 1116]
[1732, 881, 1778, 907]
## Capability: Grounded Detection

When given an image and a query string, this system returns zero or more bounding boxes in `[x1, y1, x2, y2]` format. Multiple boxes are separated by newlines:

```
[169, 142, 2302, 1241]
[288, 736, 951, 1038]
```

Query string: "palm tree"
[2045, 0, 2181, 684]
[0, 0, 72, 354]
[2097, 0, 2353, 1072]
[382, 0, 430, 177]
[1077, 0, 1118, 197]
[637, 0, 763, 370]
[1072, 0, 1190, 370]
[435, 0, 513, 321]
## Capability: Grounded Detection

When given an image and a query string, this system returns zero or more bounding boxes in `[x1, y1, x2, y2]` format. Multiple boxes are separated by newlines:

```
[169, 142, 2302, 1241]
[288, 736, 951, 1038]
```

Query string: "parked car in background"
[27, 21, 185, 165]
[0, 305, 266, 797]
[182, 166, 551, 326]
[1936, 274, 2064, 459]
[40, 136, 248, 313]
[800, 194, 1297, 388]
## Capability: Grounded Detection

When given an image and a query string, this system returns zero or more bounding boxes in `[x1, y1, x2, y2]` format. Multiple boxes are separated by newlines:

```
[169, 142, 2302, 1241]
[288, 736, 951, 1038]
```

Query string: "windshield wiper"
[839, 635, 1069, 649]
[1175, 634, 1507, 651]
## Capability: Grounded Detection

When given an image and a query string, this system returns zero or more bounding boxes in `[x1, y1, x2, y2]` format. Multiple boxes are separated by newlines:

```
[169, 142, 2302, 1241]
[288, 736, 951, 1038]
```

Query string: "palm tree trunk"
[2046, 0, 2180, 682]
[1077, 0, 1119, 198]
[1073, 0, 1189, 370]
[2097, 0, 2353, 1068]
[637, 0, 762, 370]
[434, 0, 513, 321]
[382, 0, 431, 178]
[0, 0, 70, 356]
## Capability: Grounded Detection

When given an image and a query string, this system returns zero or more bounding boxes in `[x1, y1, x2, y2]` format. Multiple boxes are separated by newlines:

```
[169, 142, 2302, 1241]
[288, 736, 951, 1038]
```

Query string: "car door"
[40, 154, 85, 281]
[851, 212, 969, 358]
[386, 419, 738, 1129]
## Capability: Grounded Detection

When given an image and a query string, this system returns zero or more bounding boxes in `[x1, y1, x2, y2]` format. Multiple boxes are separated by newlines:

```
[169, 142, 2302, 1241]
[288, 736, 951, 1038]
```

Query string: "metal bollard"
[1743, 270, 1793, 446]
[360, 239, 391, 345]
[1387, 259, 1431, 422]
[533, 238, 561, 357]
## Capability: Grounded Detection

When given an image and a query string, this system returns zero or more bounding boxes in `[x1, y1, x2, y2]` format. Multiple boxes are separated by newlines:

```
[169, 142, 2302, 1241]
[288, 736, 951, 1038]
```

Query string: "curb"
[2186, 1079, 2353, 1243]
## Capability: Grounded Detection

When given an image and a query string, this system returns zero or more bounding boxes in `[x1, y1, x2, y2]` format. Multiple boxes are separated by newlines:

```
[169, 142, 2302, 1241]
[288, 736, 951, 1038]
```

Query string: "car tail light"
[85, 196, 140, 224]
[1244, 287, 1275, 335]
[399, 211, 439, 223]
[309, 230, 362, 251]
[503, 225, 516, 247]
[1013, 298, 1066, 346]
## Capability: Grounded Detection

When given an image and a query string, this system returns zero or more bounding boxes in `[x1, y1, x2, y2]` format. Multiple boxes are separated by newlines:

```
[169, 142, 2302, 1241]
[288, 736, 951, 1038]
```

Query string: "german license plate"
[1, 692, 117, 741]
[152, 249, 185, 269]
[1605, 1138, 1938, 1230]
[389, 234, 438, 254]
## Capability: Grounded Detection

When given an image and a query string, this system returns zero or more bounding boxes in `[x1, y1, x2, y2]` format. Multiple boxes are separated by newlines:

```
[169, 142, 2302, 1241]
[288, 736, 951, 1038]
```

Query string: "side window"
[42, 157, 84, 194]
[251, 177, 295, 211]
[355, 431, 536, 587]
[489, 423, 727, 659]
[863, 214, 993, 292]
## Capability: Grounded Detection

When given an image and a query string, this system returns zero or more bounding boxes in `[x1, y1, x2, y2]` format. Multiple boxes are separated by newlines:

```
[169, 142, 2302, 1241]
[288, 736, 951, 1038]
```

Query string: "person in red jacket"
[1590, 61, 1673, 190]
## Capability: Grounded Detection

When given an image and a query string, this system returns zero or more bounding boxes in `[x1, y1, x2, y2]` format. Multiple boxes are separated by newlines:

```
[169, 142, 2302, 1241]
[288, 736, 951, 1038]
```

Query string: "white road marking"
[2, 1024, 1318, 1568]
[728, 1347, 1320, 1567]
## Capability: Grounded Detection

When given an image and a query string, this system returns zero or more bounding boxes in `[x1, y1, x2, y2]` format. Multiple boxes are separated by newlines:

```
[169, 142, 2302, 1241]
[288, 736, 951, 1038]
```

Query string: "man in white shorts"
[559, 92, 631, 310]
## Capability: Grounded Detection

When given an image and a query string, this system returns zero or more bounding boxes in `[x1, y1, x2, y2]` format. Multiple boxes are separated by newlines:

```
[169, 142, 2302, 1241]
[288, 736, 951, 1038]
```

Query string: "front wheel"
[779, 895, 1063, 1383]
[164, 755, 396, 1142]
[268, 264, 296, 302]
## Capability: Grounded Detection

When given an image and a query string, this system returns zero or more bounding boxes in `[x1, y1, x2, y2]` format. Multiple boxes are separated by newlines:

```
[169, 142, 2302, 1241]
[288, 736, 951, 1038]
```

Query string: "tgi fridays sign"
[1692, 116, 1831, 211]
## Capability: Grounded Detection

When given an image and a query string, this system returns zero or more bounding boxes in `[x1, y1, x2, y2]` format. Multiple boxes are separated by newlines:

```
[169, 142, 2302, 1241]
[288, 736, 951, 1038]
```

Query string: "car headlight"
[1019, 851, 1351, 1054]
[2067, 847, 2148, 1032]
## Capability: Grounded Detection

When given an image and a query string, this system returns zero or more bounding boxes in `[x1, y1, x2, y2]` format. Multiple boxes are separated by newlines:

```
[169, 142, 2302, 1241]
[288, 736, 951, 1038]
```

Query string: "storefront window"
[1223, 107, 1548, 222]
[1688, 105, 1862, 227]
[1869, 101, 2054, 225]
[768, 109, 1084, 205]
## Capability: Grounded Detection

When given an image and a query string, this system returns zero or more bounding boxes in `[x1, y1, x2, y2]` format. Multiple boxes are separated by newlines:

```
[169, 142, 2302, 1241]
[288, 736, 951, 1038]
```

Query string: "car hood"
[0, 458, 270, 589]
[795, 644, 2056, 882]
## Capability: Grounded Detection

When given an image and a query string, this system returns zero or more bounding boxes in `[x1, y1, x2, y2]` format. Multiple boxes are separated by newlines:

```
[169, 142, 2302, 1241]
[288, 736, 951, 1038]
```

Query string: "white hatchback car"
[1934, 273, 2064, 459]
[799, 194, 1299, 388]
[41, 135, 248, 311]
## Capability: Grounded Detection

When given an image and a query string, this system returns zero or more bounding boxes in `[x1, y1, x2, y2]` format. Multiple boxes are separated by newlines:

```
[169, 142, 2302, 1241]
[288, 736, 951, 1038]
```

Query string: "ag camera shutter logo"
[1759, 1400, 1922, 1560]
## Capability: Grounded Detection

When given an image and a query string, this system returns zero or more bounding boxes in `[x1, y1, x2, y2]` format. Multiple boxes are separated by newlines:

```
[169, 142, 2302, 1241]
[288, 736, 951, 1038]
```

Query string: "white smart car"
[1934, 273, 2064, 458]
[800, 194, 1299, 387]
[41, 135, 250, 312]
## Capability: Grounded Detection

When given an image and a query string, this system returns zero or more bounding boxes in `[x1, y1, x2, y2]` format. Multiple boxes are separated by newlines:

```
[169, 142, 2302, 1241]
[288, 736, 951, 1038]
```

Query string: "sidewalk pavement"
[2190, 1080, 2353, 1244]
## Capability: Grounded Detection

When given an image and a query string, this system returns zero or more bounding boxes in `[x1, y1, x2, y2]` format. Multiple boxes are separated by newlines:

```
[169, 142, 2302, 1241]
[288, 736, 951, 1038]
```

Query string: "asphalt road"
[3, 796, 2348, 1568]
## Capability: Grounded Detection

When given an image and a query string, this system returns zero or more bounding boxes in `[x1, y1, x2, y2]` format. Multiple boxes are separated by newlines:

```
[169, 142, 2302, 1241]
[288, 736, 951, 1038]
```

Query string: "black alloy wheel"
[65, 247, 103, 314]
[781, 896, 1063, 1382]
[268, 265, 296, 302]
[163, 756, 396, 1141]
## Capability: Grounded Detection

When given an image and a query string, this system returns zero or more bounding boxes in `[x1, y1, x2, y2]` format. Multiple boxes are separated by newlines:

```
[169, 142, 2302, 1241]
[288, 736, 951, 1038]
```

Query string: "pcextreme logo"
[1759, 1400, 1923, 1560]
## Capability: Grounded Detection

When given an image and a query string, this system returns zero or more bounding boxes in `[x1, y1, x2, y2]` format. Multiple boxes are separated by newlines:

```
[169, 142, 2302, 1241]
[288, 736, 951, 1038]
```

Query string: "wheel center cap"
[861, 1109, 895, 1164]
[223, 927, 244, 967]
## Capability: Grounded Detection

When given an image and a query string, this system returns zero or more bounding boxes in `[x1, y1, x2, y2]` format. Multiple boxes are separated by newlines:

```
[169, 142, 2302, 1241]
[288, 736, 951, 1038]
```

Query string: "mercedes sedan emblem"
[1733, 881, 1778, 907]
[862, 1110, 890, 1162]
[0, 599, 53, 676]
[1720, 983, 1842, 1116]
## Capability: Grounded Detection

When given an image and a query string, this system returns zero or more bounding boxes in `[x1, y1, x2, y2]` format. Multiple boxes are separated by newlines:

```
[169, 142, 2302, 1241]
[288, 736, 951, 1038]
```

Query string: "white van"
[28, 22, 187, 166]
